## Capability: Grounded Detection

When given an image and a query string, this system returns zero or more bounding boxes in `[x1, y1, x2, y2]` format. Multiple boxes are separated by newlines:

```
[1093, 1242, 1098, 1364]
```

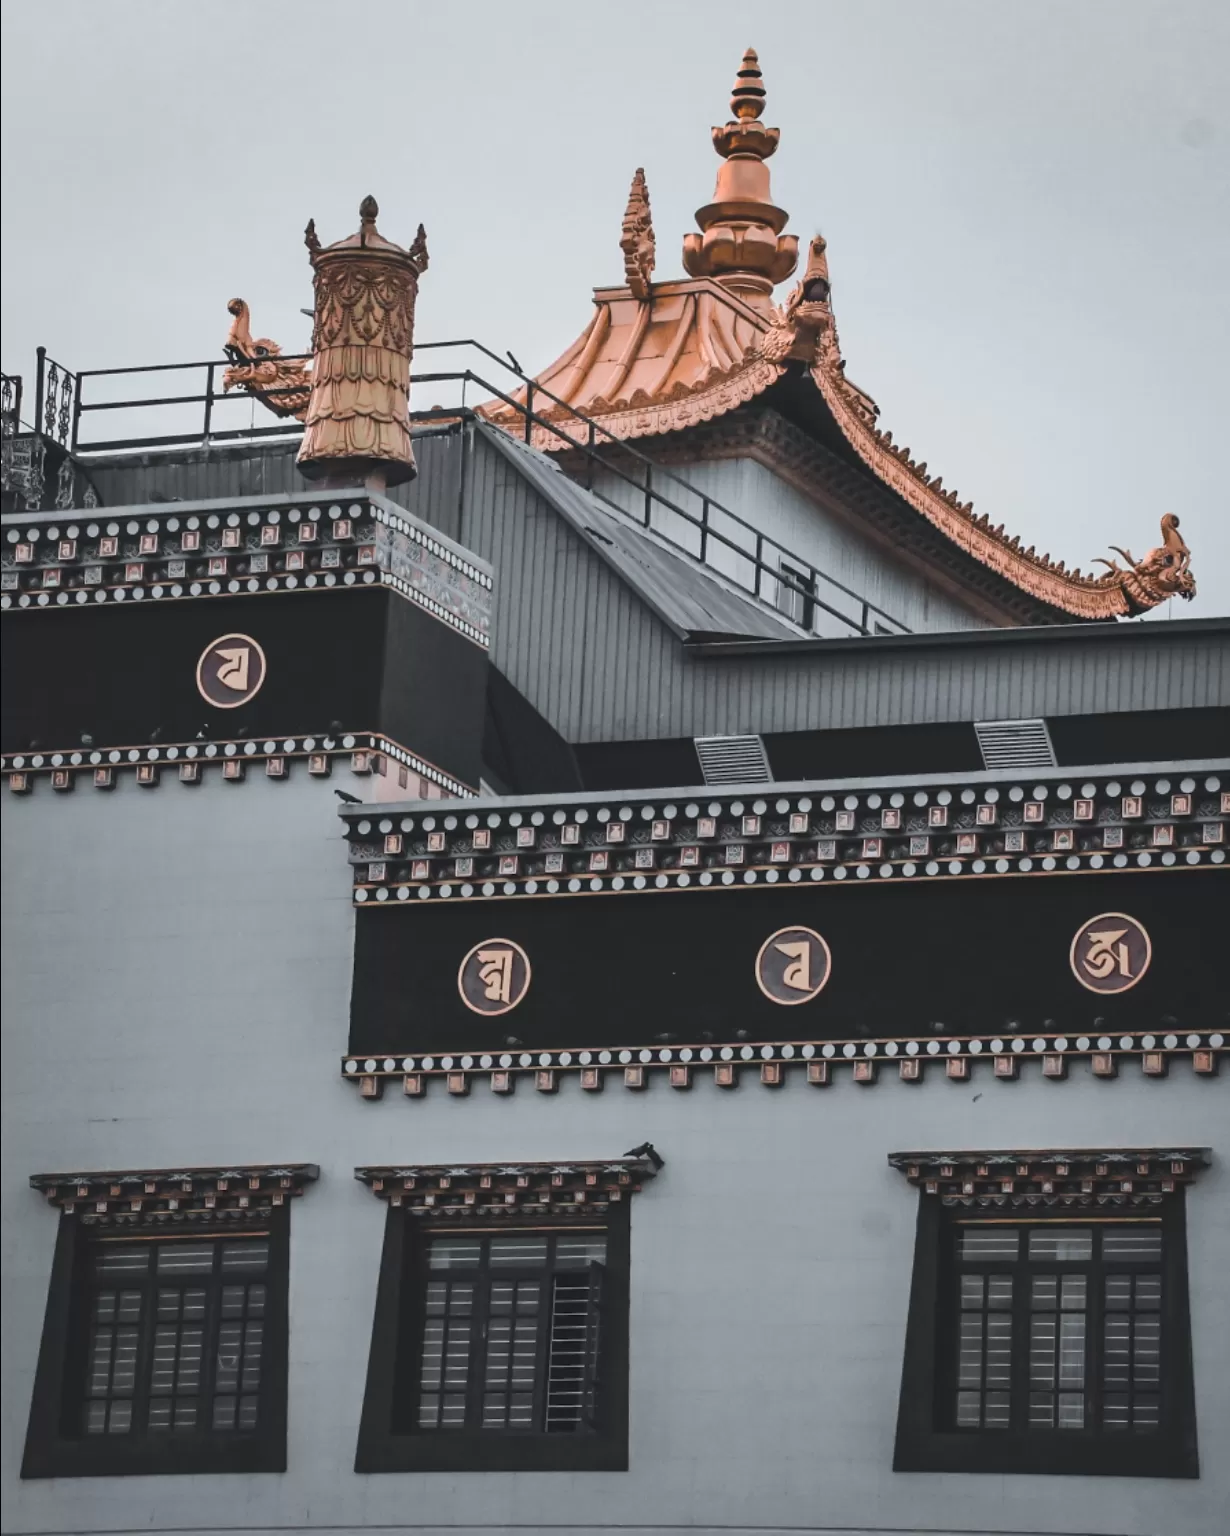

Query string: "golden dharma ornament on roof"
[297, 195, 429, 489]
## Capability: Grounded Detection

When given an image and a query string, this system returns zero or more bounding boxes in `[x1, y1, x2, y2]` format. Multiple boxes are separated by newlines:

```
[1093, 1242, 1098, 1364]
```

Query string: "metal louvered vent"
[973, 718, 1057, 771]
[693, 734, 773, 785]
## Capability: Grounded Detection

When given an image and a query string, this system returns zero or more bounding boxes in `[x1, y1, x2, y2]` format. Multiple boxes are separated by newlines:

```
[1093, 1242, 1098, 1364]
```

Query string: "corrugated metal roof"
[477, 424, 798, 642]
[71, 428, 1230, 749]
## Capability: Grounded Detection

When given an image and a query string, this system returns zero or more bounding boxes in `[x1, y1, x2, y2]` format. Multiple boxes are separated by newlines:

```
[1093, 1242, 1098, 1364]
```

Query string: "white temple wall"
[2, 775, 1225, 1536]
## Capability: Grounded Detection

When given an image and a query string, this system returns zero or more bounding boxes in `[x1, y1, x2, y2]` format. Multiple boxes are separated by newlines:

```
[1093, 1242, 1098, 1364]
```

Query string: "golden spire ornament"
[297, 195, 429, 489]
[682, 47, 798, 301]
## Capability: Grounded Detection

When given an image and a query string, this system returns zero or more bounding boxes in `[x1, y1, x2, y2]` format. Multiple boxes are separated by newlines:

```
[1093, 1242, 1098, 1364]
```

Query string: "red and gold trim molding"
[5, 731, 473, 800]
[887, 1147, 1210, 1207]
[30, 1164, 319, 1228]
[2, 490, 492, 647]
[354, 1158, 658, 1215]
[343, 1029, 1224, 1100]
[345, 767, 1229, 904]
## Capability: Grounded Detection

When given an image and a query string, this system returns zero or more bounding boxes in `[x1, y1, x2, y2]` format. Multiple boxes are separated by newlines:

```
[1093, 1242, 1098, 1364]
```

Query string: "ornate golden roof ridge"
[770, 237, 1195, 616]
[483, 52, 1197, 624]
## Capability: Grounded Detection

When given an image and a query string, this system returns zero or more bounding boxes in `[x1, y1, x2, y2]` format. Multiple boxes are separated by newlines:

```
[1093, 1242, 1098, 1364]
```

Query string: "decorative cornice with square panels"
[343, 766, 1229, 906]
[1, 489, 493, 647]
[887, 1148, 1211, 1209]
[4, 730, 474, 799]
[343, 1029, 1225, 1100]
[29, 1164, 319, 1228]
[353, 1159, 658, 1216]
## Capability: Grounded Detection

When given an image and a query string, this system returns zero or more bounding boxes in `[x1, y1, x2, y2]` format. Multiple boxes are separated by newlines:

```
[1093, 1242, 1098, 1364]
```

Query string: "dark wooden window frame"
[355, 1206, 630, 1473]
[21, 1208, 291, 1479]
[893, 1194, 1199, 1478]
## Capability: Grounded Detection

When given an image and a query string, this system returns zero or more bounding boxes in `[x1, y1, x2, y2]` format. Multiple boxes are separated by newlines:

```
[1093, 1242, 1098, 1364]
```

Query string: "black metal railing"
[4, 339, 908, 637]
[33, 348, 78, 448]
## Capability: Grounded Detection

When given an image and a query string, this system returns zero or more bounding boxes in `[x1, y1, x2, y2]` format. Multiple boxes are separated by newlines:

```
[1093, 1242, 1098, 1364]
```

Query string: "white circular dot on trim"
[344, 1060, 357, 1074]
[1098, 1036, 1113, 1051]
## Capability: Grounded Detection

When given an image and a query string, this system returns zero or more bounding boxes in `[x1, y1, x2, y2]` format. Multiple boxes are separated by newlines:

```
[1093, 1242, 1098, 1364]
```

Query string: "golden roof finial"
[730, 46, 767, 121]
[620, 167, 656, 300]
[682, 46, 797, 302]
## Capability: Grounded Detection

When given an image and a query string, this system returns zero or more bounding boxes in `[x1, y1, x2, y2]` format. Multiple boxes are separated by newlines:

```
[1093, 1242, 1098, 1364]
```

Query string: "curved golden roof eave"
[485, 48, 1199, 623]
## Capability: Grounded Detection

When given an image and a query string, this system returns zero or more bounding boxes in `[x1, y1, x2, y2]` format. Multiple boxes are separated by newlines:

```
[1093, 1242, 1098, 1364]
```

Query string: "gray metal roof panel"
[477, 423, 799, 642]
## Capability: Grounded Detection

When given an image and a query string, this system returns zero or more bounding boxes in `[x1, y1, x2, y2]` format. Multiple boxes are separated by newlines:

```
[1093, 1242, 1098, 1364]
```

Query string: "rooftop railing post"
[699, 496, 710, 563]
[202, 362, 215, 445]
[861, 600, 870, 635]
[644, 461, 653, 527]
[753, 533, 764, 597]
[585, 421, 595, 491]
[524, 383, 533, 445]
[70, 372, 83, 453]
[34, 347, 46, 437]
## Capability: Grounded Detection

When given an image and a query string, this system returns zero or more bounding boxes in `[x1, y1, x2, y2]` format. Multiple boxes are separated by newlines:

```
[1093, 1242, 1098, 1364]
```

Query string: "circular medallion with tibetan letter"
[196, 633, 267, 709]
[755, 926, 833, 1005]
[1069, 912, 1152, 995]
[458, 938, 531, 1016]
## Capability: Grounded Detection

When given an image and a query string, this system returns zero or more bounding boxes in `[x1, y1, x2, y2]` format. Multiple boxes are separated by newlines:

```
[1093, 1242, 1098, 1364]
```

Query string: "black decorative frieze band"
[342, 1030, 1225, 1099]
[344, 767, 1229, 904]
[2, 490, 492, 646]
[5, 731, 473, 799]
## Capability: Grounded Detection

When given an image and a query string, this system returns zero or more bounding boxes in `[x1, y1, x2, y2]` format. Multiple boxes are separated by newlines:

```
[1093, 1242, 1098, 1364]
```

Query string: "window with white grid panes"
[82, 1235, 269, 1440]
[895, 1195, 1199, 1478]
[417, 1231, 606, 1435]
[951, 1221, 1166, 1436]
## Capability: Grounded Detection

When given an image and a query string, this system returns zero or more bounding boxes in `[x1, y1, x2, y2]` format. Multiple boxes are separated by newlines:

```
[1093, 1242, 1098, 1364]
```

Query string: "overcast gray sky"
[2, 0, 1226, 618]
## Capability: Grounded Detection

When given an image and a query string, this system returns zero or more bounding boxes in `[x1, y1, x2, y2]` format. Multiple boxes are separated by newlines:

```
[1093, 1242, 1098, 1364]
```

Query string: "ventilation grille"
[973, 718, 1057, 771]
[693, 734, 773, 785]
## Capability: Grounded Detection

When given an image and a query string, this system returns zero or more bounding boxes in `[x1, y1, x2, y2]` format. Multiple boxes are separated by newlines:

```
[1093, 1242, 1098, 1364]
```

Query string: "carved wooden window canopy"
[354, 1159, 659, 1217]
[888, 1148, 1211, 1207]
[30, 1164, 319, 1227]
